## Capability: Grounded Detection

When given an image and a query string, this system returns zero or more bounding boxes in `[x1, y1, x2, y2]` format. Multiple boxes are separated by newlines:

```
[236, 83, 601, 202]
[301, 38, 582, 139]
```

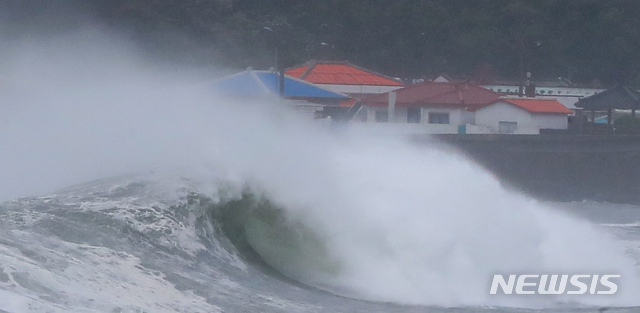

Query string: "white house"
[357, 81, 500, 134]
[474, 98, 572, 134]
[355, 81, 572, 135]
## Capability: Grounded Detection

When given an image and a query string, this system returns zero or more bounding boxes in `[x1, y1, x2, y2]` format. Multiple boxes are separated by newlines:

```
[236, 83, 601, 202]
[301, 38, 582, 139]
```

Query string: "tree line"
[5, 1, 640, 87]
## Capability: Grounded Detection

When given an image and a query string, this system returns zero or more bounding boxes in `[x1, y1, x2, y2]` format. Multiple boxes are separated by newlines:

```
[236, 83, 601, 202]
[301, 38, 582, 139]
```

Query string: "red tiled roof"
[502, 98, 573, 114]
[285, 62, 404, 86]
[362, 81, 500, 109]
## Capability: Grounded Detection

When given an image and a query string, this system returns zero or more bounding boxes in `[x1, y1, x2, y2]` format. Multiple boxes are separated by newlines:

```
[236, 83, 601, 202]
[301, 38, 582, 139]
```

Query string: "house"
[474, 98, 572, 134]
[357, 81, 572, 134]
[285, 61, 404, 98]
[359, 81, 500, 133]
[208, 68, 350, 117]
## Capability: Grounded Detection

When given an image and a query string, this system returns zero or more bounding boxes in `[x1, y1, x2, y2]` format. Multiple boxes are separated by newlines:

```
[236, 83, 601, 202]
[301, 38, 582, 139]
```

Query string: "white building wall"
[483, 85, 604, 98]
[461, 110, 476, 124]
[360, 102, 568, 135]
[363, 106, 462, 134]
[475, 101, 568, 134]
[475, 102, 536, 134]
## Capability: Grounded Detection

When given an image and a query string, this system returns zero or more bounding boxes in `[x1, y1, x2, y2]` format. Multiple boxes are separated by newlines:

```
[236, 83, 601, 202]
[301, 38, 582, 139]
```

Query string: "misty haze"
[1, 2, 640, 313]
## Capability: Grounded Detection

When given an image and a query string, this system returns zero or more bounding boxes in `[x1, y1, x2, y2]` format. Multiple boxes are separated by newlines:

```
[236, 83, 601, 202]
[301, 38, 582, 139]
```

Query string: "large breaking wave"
[1, 29, 640, 312]
[2, 174, 640, 312]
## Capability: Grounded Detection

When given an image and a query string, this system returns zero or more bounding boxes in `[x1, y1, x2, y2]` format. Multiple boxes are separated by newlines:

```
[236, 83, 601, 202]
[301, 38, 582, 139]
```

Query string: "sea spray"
[0, 29, 639, 310]
[221, 136, 640, 307]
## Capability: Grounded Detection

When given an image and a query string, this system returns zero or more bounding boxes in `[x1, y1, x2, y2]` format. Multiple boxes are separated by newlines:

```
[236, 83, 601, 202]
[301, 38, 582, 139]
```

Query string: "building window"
[407, 107, 421, 123]
[428, 112, 450, 124]
[375, 110, 388, 123]
[499, 121, 517, 134]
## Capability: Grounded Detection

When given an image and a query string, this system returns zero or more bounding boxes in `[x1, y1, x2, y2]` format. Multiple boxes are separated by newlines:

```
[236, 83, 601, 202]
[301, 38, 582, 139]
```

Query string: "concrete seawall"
[414, 134, 640, 204]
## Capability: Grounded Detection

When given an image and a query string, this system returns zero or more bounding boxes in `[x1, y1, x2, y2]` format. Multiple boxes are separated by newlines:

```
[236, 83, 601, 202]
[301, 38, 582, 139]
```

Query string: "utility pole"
[518, 39, 525, 97]
[278, 47, 284, 98]
[264, 26, 285, 98]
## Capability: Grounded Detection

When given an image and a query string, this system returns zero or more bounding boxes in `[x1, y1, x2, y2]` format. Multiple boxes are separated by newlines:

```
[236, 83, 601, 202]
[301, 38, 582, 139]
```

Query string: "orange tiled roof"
[286, 62, 403, 86]
[503, 98, 573, 114]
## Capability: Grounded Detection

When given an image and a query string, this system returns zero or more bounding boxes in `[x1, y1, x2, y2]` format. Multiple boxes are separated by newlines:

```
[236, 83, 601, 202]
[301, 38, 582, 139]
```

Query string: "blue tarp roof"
[209, 69, 348, 99]
[594, 116, 608, 124]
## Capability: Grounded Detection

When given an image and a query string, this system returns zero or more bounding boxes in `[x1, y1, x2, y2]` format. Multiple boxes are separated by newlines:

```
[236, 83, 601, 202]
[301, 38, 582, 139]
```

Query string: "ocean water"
[1, 30, 640, 313]
[1, 175, 640, 313]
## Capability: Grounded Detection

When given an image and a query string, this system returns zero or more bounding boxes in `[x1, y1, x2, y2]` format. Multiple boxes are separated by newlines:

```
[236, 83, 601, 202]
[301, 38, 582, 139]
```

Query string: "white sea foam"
[0, 229, 218, 312]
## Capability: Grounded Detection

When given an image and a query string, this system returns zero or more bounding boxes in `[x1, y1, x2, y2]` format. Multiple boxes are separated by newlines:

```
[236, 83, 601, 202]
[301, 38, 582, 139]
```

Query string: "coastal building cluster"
[211, 61, 637, 135]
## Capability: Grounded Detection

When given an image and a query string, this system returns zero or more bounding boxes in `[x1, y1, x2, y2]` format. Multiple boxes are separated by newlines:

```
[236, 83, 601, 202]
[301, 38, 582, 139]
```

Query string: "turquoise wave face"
[244, 211, 340, 283]
[200, 191, 340, 288]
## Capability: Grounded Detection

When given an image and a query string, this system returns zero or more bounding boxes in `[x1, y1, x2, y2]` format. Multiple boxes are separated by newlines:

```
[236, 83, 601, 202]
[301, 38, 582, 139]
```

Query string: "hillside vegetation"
[4, 1, 640, 86]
